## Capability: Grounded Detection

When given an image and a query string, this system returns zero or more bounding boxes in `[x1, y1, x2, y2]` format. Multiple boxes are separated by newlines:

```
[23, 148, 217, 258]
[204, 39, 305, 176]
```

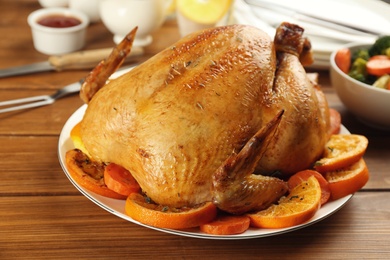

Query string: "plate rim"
[58, 103, 353, 240]
[58, 66, 353, 239]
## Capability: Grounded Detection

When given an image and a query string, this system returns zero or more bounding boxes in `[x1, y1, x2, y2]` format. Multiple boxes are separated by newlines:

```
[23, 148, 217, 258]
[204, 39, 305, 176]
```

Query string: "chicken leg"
[256, 22, 330, 176]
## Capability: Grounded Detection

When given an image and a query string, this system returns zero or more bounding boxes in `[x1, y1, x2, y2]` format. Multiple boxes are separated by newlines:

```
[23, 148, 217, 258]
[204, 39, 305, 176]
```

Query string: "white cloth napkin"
[233, 0, 390, 68]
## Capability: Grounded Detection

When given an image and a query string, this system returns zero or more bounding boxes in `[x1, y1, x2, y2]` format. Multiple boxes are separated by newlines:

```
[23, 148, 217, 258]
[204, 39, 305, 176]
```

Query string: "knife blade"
[0, 46, 143, 78]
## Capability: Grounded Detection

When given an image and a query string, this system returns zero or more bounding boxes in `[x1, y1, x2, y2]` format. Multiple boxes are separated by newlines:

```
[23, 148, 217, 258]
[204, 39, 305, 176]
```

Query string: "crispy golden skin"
[79, 23, 329, 213]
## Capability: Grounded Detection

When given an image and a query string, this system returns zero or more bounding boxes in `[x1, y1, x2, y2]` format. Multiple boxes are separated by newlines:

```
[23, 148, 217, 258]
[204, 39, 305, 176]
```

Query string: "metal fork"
[0, 79, 83, 114]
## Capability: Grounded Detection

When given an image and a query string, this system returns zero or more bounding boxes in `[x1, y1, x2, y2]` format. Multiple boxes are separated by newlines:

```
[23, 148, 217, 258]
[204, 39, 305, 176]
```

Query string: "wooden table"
[1, 1, 389, 259]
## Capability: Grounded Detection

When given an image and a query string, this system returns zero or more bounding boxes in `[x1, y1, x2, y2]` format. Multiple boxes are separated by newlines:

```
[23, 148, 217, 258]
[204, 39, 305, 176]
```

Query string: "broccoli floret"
[352, 48, 370, 62]
[348, 57, 367, 82]
[368, 36, 390, 56]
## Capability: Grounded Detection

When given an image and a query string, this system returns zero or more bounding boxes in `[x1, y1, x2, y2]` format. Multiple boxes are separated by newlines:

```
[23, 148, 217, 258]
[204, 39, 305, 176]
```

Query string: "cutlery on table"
[0, 65, 136, 114]
[0, 80, 82, 113]
[0, 46, 143, 78]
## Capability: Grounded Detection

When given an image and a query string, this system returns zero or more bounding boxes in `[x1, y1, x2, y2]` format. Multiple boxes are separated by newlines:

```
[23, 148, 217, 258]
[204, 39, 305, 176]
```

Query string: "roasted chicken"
[77, 22, 330, 214]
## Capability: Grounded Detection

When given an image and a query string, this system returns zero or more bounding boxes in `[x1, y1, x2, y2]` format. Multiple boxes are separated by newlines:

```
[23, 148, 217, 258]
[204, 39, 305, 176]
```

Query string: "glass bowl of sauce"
[28, 7, 89, 55]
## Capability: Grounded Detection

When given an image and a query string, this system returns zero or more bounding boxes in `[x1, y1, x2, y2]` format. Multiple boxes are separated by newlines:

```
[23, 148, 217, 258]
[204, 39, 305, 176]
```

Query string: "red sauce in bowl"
[37, 15, 81, 28]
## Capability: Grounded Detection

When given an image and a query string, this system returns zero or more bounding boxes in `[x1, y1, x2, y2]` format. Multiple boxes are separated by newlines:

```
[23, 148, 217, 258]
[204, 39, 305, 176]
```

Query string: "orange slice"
[65, 149, 127, 200]
[248, 176, 321, 229]
[314, 134, 368, 173]
[288, 170, 331, 206]
[125, 193, 217, 230]
[70, 121, 90, 157]
[324, 158, 370, 200]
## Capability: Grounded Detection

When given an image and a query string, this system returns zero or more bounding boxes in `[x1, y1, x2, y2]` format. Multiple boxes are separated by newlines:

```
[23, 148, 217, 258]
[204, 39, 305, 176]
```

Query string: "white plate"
[58, 112, 352, 239]
[234, 0, 390, 69]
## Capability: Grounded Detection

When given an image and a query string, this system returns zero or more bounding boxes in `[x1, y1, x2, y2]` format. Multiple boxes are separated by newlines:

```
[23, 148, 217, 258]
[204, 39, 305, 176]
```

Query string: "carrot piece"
[288, 170, 331, 206]
[104, 163, 140, 196]
[329, 108, 341, 135]
[200, 215, 250, 235]
[125, 193, 217, 230]
[366, 55, 390, 76]
[335, 48, 351, 73]
[324, 158, 370, 200]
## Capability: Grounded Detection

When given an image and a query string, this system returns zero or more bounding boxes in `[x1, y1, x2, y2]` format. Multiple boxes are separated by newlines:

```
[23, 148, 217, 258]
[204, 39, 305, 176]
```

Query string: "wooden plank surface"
[0, 193, 389, 259]
[1, 1, 389, 259]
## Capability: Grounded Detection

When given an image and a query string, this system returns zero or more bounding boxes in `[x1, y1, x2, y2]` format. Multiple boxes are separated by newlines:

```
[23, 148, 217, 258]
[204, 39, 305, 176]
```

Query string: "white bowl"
[28, 7, 89, 55]
[38, 0, 69, 8]
[330, 42, 390, 130]
[69, 0, 101, 23]
[99, 0, 171, 46]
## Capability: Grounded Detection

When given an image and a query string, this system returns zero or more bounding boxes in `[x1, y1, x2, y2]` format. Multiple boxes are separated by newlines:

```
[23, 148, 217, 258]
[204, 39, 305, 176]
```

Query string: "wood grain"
[0, 1, 389, 259]
[0, 193, 389, 259]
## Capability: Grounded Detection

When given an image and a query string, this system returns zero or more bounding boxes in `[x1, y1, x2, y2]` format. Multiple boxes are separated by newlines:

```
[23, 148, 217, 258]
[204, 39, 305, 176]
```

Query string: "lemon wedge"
[176, 0, 233, 25]
[167, 0, 177, 16]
